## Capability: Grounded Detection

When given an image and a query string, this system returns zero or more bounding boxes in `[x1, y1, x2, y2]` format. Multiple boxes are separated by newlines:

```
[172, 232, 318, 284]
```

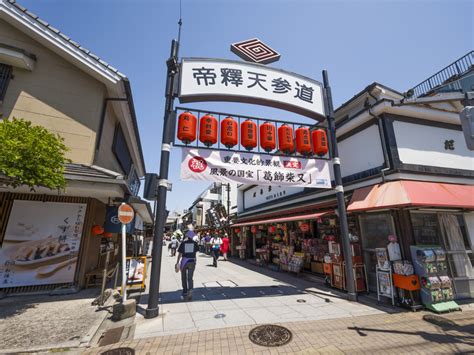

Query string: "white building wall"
[393, 121, 474, 171]
[339, 125, 385, 177]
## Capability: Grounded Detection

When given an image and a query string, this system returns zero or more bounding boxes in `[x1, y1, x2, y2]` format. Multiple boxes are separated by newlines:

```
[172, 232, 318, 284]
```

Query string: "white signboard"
[244, 185, 304, 210]
[179, 58, 325, 119]
[0, 201, 86, 288]
[181, 148, 331, 189]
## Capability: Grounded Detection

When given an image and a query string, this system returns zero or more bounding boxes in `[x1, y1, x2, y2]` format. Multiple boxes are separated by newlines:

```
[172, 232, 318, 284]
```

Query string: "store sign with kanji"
[181, 148, 331, 188]
[179, 58, 325, 119]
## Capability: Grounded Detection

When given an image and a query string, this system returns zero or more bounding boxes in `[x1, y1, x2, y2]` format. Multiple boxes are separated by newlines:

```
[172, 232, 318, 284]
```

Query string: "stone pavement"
[88, 309, 474, 354]
[130, 248, 390, 339]
[0, 288, 108, 353]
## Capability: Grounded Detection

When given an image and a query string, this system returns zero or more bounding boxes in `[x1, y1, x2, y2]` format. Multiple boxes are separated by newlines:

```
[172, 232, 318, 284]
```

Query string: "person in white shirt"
[210, 235, 222, 267]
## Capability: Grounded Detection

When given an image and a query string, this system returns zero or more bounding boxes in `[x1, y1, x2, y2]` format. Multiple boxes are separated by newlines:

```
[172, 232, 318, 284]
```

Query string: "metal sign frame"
[178, 58, 326, 120]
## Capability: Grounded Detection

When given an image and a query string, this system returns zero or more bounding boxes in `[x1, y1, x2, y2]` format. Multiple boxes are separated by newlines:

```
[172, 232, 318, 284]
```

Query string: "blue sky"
[20, 0, 473, 212]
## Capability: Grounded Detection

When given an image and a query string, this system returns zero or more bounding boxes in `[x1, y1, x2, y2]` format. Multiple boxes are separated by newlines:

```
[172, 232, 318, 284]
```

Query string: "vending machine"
[410, 246, 459, 313]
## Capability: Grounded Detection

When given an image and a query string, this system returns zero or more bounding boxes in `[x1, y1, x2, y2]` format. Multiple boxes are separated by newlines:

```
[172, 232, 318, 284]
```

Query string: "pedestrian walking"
[204, 232, 212, 255]
[221, 233, 230, 261]
[210, 234, 222, 267]
[169, 236, 178, 257]
[199, 234, 205, 253]
[176, 230, 199, 300]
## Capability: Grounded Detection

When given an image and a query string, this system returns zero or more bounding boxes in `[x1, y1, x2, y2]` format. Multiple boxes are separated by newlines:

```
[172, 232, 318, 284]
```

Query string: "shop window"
[359, 213, 396, 250]
[359, 213, 397, 290]
[439, 213, 473, 278]
[410, 212, 441, 246]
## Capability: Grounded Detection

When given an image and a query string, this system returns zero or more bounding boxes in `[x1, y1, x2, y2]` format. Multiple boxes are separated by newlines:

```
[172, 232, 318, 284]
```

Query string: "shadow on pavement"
[0, 288, 103, 319]
[132, 284, 309, 306]
[348, 322, 474, 351]
[227, 257, 403, 314]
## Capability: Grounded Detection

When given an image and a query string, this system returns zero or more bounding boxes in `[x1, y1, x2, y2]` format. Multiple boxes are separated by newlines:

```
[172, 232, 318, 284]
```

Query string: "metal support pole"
[322, 70, 357, 301]
[146, 39, 179, 318]
[227, 183, 231, 225]
[121, 223, 127, 302]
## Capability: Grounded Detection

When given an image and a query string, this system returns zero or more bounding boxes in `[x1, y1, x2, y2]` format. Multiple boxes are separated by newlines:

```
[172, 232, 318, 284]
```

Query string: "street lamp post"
[146, 39, 179, 318]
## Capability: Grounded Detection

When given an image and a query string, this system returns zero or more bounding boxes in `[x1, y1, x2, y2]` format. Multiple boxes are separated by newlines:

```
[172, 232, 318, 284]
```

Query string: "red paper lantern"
[199, 114, 218, 147]
[300, 223, 310, 232]
[91, 225, 104, 236]
[278, 124, 294, 154]
[295, 126, 312, 155]
[234, 228, 241, 234]
[312, 129, 329, 156]
[177, 111, 197, 144]
[260, 122, 276, 152]
[251, 226, 257, 234]
[241, 120, 257, 150]
[221, 117, 238, 148]
[268, 225, 276, 233]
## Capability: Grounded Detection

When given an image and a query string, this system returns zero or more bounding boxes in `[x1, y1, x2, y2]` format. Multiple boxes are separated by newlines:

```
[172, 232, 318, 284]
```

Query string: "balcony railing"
[408, 51, 474, 98]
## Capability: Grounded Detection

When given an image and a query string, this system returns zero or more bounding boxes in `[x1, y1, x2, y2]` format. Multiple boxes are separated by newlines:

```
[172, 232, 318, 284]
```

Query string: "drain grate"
[214, 313, 226, 319]
[249, 324, 292, 347]
[99, 327, 124, 347]
[296, 299, 306, 303]
[101, 347, 135, 355]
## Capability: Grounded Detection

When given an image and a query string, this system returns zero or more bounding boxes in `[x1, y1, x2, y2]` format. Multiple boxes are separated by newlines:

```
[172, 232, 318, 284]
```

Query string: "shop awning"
[232, 211, 330, 227]
[347, 180, 474, 212]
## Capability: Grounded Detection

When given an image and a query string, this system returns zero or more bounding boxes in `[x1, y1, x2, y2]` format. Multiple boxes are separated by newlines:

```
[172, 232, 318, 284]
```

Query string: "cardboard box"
[311, 262, 324, 274]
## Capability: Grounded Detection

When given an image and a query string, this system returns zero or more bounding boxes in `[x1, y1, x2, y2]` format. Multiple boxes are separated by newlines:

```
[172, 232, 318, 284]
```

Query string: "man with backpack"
[176, 230, 199, 300]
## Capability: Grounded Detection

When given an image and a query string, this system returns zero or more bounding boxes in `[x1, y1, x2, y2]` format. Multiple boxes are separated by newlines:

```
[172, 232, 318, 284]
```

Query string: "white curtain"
[439, 214, 473, 278]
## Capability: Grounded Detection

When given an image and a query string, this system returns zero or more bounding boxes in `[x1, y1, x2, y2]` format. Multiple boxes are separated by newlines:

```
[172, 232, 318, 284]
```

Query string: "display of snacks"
[288, 255, 303, 272]
[439, 276, 452, 288]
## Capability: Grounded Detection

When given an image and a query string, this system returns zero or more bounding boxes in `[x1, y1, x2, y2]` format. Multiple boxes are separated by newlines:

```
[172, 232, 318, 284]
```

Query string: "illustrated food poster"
[0, 200, 86, 287]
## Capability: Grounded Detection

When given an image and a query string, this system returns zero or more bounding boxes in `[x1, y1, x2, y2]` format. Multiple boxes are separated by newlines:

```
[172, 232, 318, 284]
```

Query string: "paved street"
[90, 308, 474, 354]
[131, 248, 389, 339]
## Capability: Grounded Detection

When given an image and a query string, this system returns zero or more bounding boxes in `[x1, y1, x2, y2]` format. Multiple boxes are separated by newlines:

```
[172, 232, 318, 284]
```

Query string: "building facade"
[0, 0, 152, 293]
[234, 52, 474, 299]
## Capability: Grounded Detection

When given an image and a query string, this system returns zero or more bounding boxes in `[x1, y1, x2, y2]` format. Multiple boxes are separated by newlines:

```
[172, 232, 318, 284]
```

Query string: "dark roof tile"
[36, 17, 49, 27]
[48, 25, 60, 34]
[25, 10, 38, 19]
[12, 2, 26, 11]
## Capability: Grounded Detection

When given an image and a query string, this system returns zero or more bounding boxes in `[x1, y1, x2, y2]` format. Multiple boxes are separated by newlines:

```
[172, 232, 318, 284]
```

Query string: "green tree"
[0, 118, 70, 190]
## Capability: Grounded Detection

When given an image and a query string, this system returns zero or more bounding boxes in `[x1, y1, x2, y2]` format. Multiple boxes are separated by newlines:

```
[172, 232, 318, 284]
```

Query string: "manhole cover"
[214, 313, 226, 319]
[101, 347, 135, 355]
[296, 299, 306, 303]
[249, 324, 292, 347]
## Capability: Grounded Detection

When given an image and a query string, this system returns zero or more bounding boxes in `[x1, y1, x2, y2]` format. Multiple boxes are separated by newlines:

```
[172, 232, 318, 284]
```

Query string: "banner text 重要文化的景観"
[181, 148, 331, 188]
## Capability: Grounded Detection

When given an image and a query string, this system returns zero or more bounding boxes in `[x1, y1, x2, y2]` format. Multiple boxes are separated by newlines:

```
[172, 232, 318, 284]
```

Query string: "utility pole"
[323, 70, 357, 301]
[146, 39, 179, 318]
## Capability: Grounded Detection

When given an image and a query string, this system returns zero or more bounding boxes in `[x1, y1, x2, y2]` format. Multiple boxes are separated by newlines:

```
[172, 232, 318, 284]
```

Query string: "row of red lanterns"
[177, 112, 329, 156]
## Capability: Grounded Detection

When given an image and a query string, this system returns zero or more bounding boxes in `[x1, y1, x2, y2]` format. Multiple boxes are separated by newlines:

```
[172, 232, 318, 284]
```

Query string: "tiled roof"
[5, 0, 126, 78]
[65, 164, 122, 180]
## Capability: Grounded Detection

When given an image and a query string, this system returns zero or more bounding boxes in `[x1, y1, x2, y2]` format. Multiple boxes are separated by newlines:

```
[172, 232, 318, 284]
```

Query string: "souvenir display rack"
[410, 246, 460, 313]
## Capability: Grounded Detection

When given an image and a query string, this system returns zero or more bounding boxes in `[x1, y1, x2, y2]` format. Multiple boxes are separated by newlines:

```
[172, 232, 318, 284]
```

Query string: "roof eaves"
[4, 0, 126, 80]
[335, 82, 402, 113]
[122, 78, 146, 175]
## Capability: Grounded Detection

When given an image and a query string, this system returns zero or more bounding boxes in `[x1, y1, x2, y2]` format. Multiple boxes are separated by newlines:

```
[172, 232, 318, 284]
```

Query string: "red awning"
[232, 211, 329, 227]
[347, 180, 474, 212]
